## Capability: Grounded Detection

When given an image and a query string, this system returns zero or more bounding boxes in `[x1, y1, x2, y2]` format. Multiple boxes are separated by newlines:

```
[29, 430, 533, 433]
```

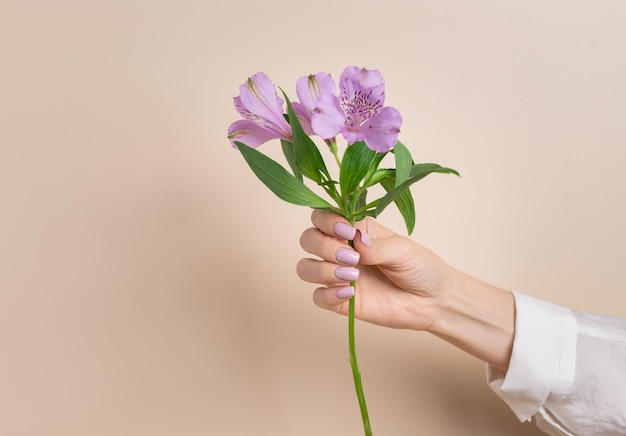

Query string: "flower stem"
[327, 138, 342, 168]
[348, 239, 372, 436]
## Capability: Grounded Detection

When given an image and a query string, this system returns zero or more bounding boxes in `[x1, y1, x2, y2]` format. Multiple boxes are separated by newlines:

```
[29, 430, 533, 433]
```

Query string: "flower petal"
[292, 102, 314, 136]
[296, 73, 336, 111]
[341, 66, 385, 89]
[233, 95, 250, 118]
[361, 107, 403, 152]
[339, 67, 386, 125]
[227, 119, 284, 148]
[238, 72, 291, 137]
[310, 93, 345, 139]
[340, 125, 365, 145]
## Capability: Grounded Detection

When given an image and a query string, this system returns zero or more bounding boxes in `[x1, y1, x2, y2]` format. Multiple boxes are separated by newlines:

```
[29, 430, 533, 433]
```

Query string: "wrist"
[427, 269, 515, 371]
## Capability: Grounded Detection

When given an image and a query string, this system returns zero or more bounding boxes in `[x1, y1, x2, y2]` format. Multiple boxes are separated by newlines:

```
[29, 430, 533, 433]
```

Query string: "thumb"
[353, 217, 417, 269]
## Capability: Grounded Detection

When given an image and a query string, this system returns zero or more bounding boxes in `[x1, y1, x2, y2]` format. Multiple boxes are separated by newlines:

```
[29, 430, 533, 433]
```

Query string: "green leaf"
[364, 168, 394, 188]
[409, 163, 460, 179]
[340, 141, 378, 197]
[393, 141, 413, 187]
[281, 139, 302, 181]
[355, 189, 368, 215]
[375, 163, 459, 217]
[236, 141, 334, 209]
[380, 175, 416, 235]
[281, 91, 331, 184]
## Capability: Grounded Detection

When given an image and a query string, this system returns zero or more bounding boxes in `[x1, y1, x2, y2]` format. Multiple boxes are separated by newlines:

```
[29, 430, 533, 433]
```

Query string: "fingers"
[310, 209, 356, 241]
[296, 258, 360, 285]
[304, 209, 427, 281]
[310, 209, 394, 248]
[300, 211, 363, 314]
[299, 227, 360, 265]
[312, 285, 354, 314]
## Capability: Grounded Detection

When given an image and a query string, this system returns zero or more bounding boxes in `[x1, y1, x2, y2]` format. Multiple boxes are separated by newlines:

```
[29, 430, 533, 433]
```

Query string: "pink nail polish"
[358, 229, 371, 248]
[334, 223, 357, 240]
[335, 286, 355, 299]
[336, 248, 360, 265]
[335, 266, 359, 281]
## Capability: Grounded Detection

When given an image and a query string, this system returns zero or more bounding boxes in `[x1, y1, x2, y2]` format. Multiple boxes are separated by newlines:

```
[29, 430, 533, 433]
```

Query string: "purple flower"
[227, 72, 292, 148]
[292, 72, 336, 135]
[300, 67, 402, 153]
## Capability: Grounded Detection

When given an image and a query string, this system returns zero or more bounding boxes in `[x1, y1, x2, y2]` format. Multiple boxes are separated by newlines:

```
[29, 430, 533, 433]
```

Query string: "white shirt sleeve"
[486, 292, 626, 435]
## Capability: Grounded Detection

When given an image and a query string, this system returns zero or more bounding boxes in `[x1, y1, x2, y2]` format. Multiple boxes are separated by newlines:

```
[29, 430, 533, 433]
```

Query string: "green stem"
[321, 181, 341, 205]
[353, 198, 382, 217]
[348, 235, 372, 435]
[327, 138, 342, 168]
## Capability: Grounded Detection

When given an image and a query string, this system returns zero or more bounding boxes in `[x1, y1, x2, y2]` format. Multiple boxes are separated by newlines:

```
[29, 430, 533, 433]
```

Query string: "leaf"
[355, 189, 368, 216]
[409, 163, 460, 179]
[340, 141, 378, 197]
[380, 175, 416, 235]
[364, 168, 394, 187]
[236, 141, 334, 209]
[393, 141, 413, 187]
[281, 139, 302, 181]
[281, 91, 331, 184]
[375, 163, 459, 217]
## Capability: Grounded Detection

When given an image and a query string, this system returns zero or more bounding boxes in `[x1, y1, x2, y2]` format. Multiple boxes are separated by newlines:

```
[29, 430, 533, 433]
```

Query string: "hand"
[297, 209, 515, 370]
[297, 209, 456, 331]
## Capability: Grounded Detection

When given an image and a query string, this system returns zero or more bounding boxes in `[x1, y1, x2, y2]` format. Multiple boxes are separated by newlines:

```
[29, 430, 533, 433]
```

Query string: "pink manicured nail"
[334, 222, 357, 240]
[336, 248, 360, 265]
[358, 229, 371, 248]
[335, 266, 359, 281]
[335, 286, 355, 299]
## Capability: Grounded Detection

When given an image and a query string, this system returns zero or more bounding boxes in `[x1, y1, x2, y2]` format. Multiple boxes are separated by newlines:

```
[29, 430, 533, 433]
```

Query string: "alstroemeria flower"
[306, 66, 402, 152]
[292, 72, 336, 135]
[227, 72, 292, 148]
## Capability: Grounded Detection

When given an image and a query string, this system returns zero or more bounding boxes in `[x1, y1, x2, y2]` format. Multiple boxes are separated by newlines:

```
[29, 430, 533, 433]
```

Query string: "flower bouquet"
[228, 66, 458, 435]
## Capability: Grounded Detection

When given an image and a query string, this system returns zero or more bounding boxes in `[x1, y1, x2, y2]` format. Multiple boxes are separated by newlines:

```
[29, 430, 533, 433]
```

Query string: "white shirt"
[487, 292, 626, 435]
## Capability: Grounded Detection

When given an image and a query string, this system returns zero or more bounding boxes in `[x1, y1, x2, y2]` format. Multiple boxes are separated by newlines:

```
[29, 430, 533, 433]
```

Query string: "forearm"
[427, 269, 515, 372]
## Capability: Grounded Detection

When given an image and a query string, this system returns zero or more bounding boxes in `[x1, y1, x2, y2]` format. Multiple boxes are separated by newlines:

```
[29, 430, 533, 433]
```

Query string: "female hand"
[297, 209, 515, 370]
[297, 209, 457, 331]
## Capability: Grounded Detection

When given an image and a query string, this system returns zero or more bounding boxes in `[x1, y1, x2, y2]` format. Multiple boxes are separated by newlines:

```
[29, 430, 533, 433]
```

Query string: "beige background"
[1, 1, 625, 435]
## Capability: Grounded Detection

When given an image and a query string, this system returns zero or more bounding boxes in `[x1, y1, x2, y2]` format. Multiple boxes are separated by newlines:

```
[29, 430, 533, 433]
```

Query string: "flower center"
[340, 88, 383, 127]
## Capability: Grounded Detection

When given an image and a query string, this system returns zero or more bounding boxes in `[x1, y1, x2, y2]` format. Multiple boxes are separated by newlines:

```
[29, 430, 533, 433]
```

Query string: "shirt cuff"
[486, 292, 578, 422]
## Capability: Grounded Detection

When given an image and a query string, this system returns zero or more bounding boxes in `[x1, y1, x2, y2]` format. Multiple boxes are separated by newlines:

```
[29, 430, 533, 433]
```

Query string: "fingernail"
[335, 286, 355, 299]
[334, 223, 357, 240]
[335, 266, 359, 281]
[336, 248, 360, 265]
[358, 229, 371, 248]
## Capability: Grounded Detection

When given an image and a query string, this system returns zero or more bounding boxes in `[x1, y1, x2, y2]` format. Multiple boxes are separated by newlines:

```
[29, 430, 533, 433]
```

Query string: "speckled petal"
[310, 93, 345, 139]
[361, 107, 403, 152]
